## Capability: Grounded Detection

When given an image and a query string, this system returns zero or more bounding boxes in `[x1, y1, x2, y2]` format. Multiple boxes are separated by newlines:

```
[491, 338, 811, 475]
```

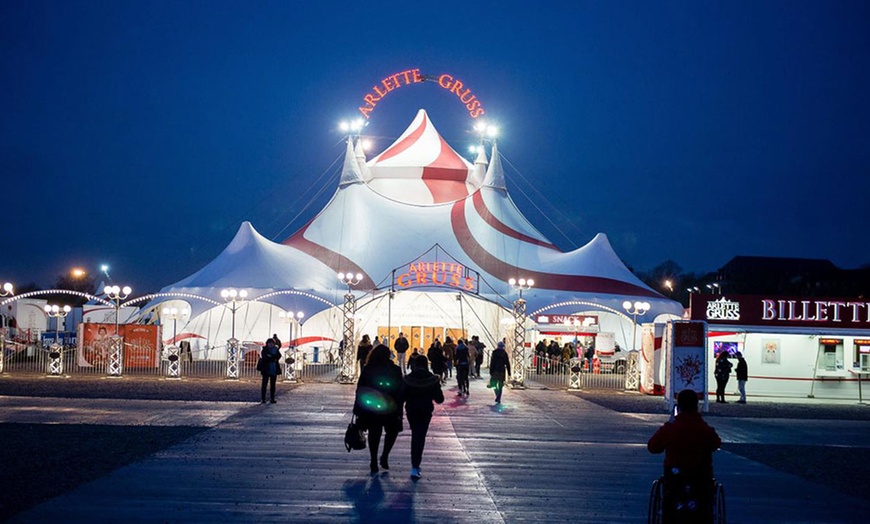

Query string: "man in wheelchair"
[648, 389, 722, 523]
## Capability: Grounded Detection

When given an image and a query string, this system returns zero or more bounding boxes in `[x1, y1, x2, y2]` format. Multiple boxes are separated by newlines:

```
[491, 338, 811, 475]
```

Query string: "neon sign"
[359, 68, 486, 120]
[393, 261, 478, 292]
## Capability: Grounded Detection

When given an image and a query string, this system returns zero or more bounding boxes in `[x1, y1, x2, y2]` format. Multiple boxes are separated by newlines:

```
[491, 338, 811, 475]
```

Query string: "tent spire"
[471, 146, 488, 187]
[482, 141, 506, 190]
[353, 138, 372, 181]
[339, 137, 365, 187]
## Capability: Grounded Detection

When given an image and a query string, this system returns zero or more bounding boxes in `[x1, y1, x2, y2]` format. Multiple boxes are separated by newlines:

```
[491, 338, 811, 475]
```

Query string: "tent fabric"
[160, 109, 683, 323]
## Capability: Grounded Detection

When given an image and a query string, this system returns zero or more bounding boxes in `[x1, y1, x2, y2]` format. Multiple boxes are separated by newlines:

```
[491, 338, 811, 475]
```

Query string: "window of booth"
[818, 338, 844, 372]
[855, 339, 870, 371]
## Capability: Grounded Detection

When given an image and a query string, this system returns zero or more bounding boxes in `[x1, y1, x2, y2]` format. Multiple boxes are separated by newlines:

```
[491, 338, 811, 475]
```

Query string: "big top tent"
[153, 109, 682, 359]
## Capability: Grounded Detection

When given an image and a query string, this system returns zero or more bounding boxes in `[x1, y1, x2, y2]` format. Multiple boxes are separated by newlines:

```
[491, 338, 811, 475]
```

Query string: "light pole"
[508, 277, 534, 389]
[0, 282, 13, 374]
[279, 310, 304, 383]
[622, 300, 650, 352]
[161, 306, 189, 378]
[104, 285, 131, 377]
[43, 304, 71, 376]
[706, 283, 721, 295]
[220, 288, 248, 379]
[337, 272, 362, 384]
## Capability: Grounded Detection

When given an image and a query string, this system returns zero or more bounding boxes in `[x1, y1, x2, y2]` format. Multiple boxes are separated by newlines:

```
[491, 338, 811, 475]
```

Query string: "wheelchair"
[647, 472, 725, 524]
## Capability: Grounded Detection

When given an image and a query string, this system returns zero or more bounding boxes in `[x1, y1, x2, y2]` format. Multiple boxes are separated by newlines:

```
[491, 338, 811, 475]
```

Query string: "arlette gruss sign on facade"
[359, 68, 485, 119]
[692, 294, 870, 329]
[393, 261, 479, 293]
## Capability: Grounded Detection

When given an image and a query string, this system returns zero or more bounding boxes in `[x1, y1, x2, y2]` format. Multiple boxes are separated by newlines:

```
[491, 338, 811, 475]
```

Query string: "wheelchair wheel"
[713, 481, 726, 524]
[647, 478, 663, 524]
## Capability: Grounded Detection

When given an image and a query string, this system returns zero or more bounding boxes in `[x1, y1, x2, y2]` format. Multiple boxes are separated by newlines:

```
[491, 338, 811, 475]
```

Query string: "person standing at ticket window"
[735, 352, 748, 404]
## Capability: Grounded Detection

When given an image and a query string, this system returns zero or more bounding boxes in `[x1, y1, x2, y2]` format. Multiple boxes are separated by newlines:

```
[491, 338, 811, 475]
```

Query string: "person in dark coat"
[488, 341, 512, 403]
[441, 337, 455, 378]
[259, 338, 282, 404]
[353, 344, 403, 473]
[735, 352, 748, 403]
[356, 334, 373, 378]
[472, 335, 486, 378]
[402, 355, 444, 480]
[427, 341, 446, 383]
[395, 332, 410, 374]
[714, 351, 733, 403]
[454, 339, 471, 396]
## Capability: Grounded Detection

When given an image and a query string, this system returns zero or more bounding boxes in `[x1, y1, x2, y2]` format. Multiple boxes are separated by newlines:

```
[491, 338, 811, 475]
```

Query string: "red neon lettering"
[415, 273, 429, 285]
[397, 273, 411, 287]
[438, 74, 453, 89]
[373, 85, 386, 97]
[412, 69, 423, 82]
[381, 77, 396, 92]
[359, 106, 373, 118]
[433, 272, 447, 285]
[450, 274, 460, 287]
[450, 80, 464, 96]
[359, 70, 484, 120]
[465, 97, 479, 110]
[464, 277, 475, 290]
[459, 89, 474, 104]
[469, 107, 485, 118]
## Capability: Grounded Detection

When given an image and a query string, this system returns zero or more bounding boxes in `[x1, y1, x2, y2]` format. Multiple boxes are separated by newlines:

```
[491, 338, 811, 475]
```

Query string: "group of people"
[714, 350, 748, 403]
[351, 334, 512, 479]
[534, 339, 595, 373]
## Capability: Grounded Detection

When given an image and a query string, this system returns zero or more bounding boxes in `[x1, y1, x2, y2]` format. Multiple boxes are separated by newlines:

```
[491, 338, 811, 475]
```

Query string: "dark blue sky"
[2, 1, 869, 293]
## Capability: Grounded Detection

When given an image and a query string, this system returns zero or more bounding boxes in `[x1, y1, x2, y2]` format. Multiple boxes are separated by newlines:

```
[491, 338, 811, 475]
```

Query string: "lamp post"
[220, 288, 248, 379]
[706, 283, 721, 295]
[104, 285, 131, 377]
[337, 272, 362, 384]
[43, 304, 71, 376]
[279, 310, 304, 383]
[161, 306, 189, 378]
[0, 282, 13, 374]
[508, 277, 534, 389]
[622, 301, 650, 352]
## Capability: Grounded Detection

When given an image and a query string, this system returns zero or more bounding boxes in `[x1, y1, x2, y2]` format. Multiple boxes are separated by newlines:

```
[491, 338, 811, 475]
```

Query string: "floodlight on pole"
[44, 304, 71, 375]
[508, 276, 534, 389]
[221, 288, 248, 379]
[104, 284, 131, 377]
[0, 282, 13, 374]
[337, 272, 364, 384]
[622, 300, 651, 352]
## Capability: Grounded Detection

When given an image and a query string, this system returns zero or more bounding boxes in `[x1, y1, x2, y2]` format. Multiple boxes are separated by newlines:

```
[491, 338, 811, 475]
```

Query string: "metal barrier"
[525, 354, 635, 391]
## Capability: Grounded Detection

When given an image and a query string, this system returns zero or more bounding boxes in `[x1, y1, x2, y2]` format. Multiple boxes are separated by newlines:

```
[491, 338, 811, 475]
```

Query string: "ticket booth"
[819, 338, 844, 372]
[856, 339, 870, 371]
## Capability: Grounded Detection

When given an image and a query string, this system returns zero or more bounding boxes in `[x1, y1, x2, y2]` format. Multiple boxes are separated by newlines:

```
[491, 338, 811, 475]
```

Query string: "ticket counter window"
[856, 340, 870, 371]
[818, 339, 844, 371]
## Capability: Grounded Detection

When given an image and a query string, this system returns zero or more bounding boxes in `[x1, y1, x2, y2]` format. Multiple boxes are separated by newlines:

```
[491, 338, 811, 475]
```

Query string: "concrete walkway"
[7, 377, 870, 523]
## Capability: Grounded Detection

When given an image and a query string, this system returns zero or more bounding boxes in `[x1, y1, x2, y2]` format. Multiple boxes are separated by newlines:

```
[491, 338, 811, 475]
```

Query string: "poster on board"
[665, 320, 708, 413]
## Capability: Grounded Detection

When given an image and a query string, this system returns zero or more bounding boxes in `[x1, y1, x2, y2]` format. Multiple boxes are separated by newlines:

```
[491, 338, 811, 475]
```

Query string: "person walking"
[441, 336, 455, 379]
[471, 335, 485, 378]
[259, 338, 282, 404]
[395, 332, 410, 374]
[353, 345, 403, 473]
[714, 351, 733, 403]
[467, 340, 479, 379]
[427, 341, 446, 384]
[454, 339, 471, 396]
[735, 351, 748, 404]
[356, 334, 373, 378]
[488, 341, 511, 404]
[402, 355, 444, 480]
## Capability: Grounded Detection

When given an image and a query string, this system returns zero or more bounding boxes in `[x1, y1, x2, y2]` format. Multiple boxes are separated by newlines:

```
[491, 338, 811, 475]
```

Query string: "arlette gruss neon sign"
[394, 261, 479, 292]
[359, 68, 485, 120]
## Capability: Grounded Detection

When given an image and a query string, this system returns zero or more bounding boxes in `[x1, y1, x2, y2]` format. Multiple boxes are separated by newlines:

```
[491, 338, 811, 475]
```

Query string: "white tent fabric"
[158, 109, 682, 348]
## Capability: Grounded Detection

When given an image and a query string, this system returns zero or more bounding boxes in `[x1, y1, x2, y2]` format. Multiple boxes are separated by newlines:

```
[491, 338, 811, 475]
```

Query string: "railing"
[524, 354, 633, 391]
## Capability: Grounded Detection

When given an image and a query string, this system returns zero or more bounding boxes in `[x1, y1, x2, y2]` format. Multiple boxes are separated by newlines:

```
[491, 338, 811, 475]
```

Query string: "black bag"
[344, 415, 366, 452]
[255, 357, 264, 372]
[276, 363, 282, 375]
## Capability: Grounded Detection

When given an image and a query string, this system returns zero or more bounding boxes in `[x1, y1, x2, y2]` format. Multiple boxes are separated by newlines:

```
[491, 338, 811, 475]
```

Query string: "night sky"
[2, 1, 869, 294]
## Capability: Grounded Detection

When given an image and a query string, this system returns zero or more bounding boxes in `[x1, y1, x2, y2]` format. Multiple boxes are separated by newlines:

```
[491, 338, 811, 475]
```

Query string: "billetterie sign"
[359, 68, 485, 119]
[692, 294, 870, 329]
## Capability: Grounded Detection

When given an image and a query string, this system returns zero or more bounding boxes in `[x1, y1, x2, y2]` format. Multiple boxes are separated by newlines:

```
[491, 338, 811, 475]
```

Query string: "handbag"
[344, 415, 366, 452]
[255, 357, 264, 372]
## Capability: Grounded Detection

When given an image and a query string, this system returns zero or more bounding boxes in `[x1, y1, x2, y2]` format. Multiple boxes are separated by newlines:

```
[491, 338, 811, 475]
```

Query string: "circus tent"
[154, 109, 682, 356]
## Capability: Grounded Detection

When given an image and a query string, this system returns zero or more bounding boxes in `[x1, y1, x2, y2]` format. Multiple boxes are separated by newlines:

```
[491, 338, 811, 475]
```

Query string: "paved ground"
[3, 375, 870, 523]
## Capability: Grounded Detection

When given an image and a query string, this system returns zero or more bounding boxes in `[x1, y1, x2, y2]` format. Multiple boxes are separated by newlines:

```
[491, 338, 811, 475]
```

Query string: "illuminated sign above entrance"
[358, 68, 486, 120]
[393, 261, 479, 293]
[692, 294, 870, 329]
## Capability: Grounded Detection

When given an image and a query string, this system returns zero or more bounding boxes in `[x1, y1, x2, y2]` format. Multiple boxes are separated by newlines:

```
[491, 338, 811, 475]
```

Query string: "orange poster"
[123, 325, 160, 368]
